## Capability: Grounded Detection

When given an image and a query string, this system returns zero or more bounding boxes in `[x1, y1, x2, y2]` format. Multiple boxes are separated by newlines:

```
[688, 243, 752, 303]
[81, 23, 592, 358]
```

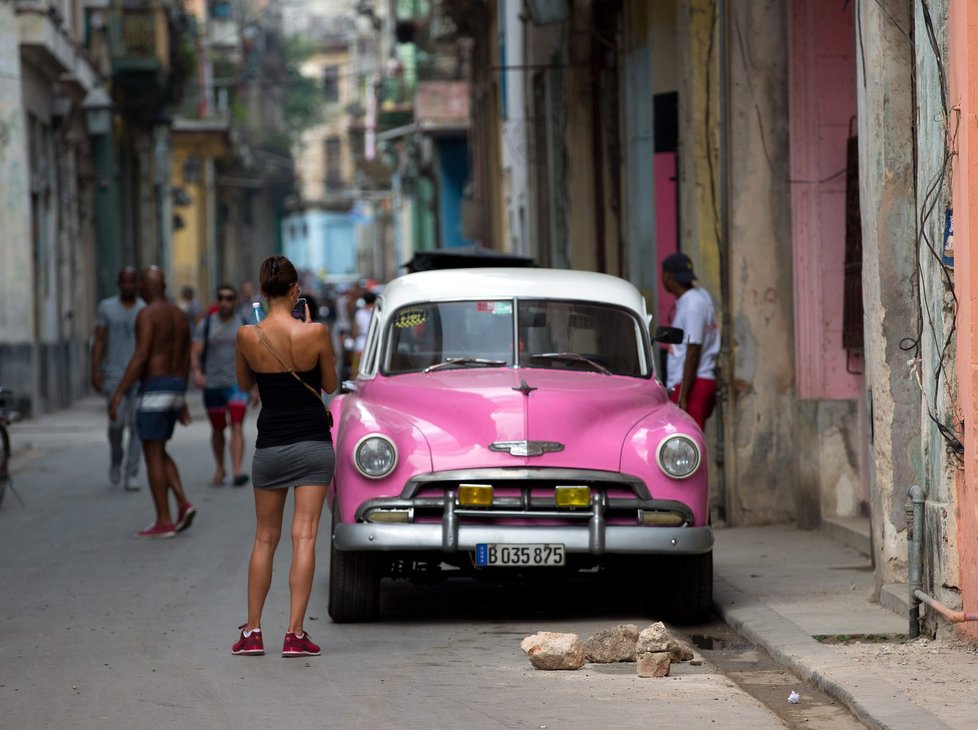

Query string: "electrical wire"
[901, 0, 962, 459]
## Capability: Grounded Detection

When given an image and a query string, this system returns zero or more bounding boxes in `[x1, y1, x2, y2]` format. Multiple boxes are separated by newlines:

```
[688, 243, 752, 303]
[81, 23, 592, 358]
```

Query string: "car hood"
[361, 368, 670, 472]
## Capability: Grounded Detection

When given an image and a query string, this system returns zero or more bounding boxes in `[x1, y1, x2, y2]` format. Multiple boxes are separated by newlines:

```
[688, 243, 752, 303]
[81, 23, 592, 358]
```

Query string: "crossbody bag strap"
[254, 324, 327, 411]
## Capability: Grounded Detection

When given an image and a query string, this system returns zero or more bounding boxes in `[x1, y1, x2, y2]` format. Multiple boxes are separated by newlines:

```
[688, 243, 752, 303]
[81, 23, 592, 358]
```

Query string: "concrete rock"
[520, 631, 585, 670]
[637, 651, 672, 677]
[638, 622, 694, 662]
[584, 624, 639, 663]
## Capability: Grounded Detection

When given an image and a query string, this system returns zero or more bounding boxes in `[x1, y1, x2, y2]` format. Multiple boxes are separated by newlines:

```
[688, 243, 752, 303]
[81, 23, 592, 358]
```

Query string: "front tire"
[327, 507, 381, 622]
[659, 551, 713, 623]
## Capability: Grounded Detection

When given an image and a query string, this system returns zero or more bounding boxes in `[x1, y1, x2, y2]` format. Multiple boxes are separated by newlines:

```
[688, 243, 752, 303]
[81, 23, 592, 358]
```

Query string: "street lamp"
[83, 83, 121, 303]
[82, 85, 114, 136]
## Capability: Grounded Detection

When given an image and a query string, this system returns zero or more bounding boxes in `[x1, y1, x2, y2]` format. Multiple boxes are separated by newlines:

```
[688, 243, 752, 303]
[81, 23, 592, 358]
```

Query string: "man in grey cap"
[91, 267, 145, 490]
[661, 252, 720, 429]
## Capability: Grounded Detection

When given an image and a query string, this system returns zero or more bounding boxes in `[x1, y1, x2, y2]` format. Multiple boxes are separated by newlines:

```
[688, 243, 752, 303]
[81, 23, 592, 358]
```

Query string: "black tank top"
[254, 364, 331, 448]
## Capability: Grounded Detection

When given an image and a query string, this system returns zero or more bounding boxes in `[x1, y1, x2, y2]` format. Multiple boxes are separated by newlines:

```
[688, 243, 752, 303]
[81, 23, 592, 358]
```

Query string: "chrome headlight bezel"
[354, 434, 398, 479]
[655, 434, 701, 479]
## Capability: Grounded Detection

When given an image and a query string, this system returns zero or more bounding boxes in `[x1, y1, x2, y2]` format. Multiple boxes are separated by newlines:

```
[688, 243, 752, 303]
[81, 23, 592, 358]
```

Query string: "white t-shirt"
[354, 305, 373, 353]
[666, 286, 719, 389]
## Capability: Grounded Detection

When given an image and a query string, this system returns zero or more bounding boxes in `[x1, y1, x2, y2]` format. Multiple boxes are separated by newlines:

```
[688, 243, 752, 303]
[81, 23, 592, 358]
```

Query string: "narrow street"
[0, 397, 860, 729]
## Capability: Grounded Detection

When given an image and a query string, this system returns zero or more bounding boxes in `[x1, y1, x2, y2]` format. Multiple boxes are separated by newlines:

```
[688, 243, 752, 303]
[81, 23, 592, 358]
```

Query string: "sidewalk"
[714, 524, 978, 729]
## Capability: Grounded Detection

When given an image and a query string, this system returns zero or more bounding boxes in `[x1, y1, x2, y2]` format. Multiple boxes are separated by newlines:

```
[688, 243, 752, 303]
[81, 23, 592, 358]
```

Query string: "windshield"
[383, 299, 649, 377]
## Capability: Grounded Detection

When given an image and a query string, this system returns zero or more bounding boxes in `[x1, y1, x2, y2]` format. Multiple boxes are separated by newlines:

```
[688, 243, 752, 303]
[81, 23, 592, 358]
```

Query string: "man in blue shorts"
[110, 267, 196, 538]
[192, 284, 255, 486]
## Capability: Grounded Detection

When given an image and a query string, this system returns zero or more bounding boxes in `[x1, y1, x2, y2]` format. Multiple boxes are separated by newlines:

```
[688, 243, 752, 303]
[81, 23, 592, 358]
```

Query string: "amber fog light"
[365, 509, 412, 523]
[458, 484, 494, 506]
[639, 510, 686, 527]
[555, 486, 591, 507]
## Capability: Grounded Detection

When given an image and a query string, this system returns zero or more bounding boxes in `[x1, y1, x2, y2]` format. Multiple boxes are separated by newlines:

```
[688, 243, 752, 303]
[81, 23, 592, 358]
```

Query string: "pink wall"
[788, 0, 861, 400]
[950, 0, 978, 641]
[655, 151, 679, 326]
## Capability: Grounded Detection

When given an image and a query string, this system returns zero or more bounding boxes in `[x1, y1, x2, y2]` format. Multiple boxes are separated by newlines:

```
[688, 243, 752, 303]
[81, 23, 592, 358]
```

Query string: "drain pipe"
[907, 484, 978, 638]
[907, 484, 924, 638]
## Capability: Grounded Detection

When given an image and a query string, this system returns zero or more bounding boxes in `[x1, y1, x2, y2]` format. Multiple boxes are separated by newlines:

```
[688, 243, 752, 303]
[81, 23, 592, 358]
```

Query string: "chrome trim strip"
[333, 524, 714, 555]
[353, 496, 693, 523]
[401, 468, 650, 500]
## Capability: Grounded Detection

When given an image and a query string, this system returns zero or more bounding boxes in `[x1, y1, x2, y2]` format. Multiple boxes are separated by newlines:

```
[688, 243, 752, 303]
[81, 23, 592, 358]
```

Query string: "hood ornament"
[513, 379, 537, 396]
[490, 440, 564, 457]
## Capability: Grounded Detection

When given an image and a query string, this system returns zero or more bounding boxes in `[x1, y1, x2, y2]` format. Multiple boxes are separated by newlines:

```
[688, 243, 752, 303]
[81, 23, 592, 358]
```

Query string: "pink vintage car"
[327, 268, 712, 622]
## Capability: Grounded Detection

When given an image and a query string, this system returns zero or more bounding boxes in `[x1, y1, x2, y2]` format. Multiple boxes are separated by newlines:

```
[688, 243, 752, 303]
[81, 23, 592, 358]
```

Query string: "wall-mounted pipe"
[907, 484, 978, 638]
[908, 484, 923, 638]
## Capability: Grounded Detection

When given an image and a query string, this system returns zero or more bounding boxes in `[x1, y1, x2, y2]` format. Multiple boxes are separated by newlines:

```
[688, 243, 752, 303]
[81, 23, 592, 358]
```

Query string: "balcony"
[16, 1, 99, 91]
[108, 2, 195, 121]
[111, 4, 170, 69]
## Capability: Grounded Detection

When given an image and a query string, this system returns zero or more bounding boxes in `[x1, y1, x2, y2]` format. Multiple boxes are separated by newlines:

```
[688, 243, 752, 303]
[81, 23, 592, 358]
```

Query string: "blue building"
[282, 210, 360, 276]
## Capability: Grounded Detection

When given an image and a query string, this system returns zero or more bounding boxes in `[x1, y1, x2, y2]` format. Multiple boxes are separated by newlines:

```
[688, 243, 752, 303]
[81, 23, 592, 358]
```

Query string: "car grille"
[354, 468, 693, 527]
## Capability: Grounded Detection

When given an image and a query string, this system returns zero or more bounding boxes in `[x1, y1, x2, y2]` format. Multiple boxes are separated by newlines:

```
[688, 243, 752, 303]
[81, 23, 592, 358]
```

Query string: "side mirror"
[653, 326, 684, 345]
[340, 380, 358, 394]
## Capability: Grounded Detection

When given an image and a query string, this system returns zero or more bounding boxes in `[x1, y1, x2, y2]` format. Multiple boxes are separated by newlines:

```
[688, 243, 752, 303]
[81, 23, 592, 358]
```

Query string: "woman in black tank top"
[231, 256, 338, 658]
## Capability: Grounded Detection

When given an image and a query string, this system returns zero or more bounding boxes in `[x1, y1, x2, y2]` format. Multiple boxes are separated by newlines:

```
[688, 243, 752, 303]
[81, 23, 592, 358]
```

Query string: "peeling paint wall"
[911, 0, 962, 635]
[855, 0, 921, 590]
[725, 1, 796, 525]
[0, 4, 34, 347]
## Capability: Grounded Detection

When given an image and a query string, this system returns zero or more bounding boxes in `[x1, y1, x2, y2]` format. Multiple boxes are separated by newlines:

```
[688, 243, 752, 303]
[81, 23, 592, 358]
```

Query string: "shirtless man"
[110, 267, 197, 538]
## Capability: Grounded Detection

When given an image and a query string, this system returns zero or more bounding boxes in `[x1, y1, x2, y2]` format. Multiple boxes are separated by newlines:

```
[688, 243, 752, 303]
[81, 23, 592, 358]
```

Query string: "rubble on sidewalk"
[520, 631, 586, 670]
[583, 623, 639, 663]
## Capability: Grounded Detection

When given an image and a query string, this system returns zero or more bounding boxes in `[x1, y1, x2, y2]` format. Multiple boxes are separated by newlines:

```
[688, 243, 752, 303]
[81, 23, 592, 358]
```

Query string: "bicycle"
[0, 387, 21, 508]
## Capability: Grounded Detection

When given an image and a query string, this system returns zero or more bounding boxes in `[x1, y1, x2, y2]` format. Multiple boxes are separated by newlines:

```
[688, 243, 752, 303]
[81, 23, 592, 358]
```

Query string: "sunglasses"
[217, 293, 236, 301]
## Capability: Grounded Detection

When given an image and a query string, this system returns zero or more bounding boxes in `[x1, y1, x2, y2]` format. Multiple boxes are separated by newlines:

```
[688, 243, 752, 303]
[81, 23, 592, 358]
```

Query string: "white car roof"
[380, 268, 650, 318]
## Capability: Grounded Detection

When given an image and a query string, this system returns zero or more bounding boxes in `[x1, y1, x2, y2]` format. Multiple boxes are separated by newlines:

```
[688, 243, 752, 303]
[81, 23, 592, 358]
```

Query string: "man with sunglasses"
[192, 284, 255, 486]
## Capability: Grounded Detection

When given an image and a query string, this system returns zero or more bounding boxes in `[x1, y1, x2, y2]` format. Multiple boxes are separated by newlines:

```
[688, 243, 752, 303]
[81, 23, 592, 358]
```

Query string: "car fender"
[330, 395, 433, 523]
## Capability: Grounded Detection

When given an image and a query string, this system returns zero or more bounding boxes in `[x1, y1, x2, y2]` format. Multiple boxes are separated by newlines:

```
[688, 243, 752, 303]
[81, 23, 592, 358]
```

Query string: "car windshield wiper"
[528, 352, 612, 375]
[423, 357, 508, 373]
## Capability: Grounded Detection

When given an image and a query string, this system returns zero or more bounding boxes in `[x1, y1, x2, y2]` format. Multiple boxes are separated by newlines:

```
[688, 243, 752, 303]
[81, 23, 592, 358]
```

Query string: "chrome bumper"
[332, 523, 713, 556]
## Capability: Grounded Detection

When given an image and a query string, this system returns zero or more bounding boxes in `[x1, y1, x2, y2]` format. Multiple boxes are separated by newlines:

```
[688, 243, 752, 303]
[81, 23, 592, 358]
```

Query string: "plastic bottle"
[252, 301, 265, 324]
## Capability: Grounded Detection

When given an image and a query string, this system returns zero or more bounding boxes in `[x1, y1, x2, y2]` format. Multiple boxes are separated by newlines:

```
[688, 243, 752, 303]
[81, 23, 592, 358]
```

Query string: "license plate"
[475, 543, 565, 567]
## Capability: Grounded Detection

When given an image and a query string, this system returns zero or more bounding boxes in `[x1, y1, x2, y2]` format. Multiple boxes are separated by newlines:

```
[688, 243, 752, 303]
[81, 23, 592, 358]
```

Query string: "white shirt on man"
[665, 286, 719, 390]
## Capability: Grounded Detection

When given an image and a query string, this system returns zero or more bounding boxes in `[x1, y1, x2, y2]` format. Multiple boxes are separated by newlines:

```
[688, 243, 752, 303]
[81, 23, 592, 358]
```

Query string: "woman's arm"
[236, 328, 256, 391]
[317, 324, 338, 394]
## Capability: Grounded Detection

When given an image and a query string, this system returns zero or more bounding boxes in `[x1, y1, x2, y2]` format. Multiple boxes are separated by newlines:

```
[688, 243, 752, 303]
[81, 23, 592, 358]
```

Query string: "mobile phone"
[291, 297, 306, 321]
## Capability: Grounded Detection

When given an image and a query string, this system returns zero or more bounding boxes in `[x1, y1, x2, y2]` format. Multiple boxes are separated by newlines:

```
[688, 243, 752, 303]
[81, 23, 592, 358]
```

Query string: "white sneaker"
[124, 476, 141, 491]
[109, 463, 122, 486]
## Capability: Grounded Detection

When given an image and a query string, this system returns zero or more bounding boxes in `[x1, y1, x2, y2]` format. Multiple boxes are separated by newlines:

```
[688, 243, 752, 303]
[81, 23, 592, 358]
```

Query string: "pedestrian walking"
[91, 266, 145, 491]
[238, 280, 259, 322]
[661, 252, 720, 430]
[109, 267, 196, 539]
[352, 290, 376, 376]
[178, 285, 203, 327]
[231, 255, 337, 657]
[191, 284, 254, 487]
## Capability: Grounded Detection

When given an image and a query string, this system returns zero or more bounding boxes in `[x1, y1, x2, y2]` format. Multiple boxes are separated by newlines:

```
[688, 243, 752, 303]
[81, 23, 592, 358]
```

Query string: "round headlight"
[354, 435, 397, 479]
[656, 435, 700, 479]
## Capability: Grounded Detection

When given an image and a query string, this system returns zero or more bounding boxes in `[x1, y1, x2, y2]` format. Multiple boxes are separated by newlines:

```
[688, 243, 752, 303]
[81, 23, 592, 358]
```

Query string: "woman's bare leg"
[287, 485, 328, 635]
[246, 488, 288, 630]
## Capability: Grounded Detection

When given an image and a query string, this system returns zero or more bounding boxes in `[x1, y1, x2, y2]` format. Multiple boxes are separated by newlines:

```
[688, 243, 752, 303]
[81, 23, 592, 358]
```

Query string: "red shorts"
[203, 386, 248, 429]
[669, 377, 717, 430]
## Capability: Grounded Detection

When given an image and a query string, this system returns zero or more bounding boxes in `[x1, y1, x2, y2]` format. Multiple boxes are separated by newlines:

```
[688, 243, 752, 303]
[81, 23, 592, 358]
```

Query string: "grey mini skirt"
[252, 440, 335, 490]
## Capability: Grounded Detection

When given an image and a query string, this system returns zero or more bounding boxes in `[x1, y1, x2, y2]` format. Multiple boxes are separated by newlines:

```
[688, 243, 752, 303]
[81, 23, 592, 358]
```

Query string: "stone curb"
[713, 577, 949, 730]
